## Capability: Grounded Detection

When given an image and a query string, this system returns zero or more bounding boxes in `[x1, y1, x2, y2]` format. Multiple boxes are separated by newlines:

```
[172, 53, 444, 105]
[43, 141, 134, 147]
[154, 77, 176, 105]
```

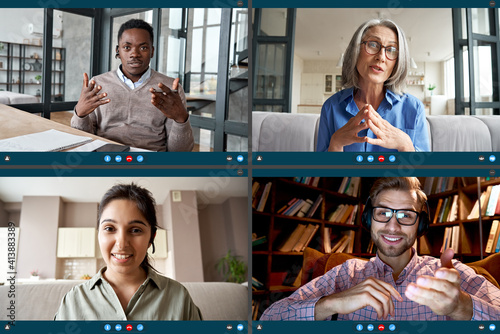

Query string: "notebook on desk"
[0, 129, 93, 152]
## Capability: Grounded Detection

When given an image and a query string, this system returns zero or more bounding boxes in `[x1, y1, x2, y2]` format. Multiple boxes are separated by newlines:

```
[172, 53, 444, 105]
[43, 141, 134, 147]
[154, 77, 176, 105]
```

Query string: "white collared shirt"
[116, 65, 151, 89]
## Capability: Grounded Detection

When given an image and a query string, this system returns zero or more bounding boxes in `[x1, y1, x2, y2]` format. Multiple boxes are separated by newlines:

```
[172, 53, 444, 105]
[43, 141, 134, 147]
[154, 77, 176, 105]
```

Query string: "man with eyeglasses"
[316, 19, 430, 152]
[260, 177, 500, 320]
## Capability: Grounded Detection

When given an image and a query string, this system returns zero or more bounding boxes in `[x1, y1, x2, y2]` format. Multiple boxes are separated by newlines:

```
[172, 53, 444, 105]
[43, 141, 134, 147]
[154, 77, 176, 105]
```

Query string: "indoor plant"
[427, 83, 436, 96]
[30, 269, 39, 280]
[216, 250, 247, 283]
[34, 75, 42, 84]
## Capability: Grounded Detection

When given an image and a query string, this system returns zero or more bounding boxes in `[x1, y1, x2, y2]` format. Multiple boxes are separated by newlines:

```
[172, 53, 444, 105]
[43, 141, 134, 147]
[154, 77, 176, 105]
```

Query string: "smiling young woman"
[55, 184, 202, 320]
[316, 19, 430, 153]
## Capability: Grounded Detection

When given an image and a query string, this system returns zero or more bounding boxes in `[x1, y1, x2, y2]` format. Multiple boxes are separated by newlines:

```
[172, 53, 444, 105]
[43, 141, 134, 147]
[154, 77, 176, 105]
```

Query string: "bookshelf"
[421, 177, 500, 260]
[252, 177, 368, 319]
[252, 176, 500, 320]
[0, 41, 66, 100]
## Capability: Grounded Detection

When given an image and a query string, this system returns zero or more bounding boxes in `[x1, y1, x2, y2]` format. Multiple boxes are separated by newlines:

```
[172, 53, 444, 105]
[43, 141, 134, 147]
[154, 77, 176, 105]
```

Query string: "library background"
[251, 177, 500, 320]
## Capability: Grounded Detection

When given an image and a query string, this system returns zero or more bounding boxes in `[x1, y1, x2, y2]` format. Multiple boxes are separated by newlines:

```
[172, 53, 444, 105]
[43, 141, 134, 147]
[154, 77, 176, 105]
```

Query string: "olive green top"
[54, 267, 202, 320]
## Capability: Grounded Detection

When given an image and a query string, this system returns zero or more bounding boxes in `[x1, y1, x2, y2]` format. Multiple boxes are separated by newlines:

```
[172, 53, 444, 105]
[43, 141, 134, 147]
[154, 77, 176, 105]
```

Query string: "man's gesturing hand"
[405, 248, 473, 320]
[315, 277, 403, 320]
[74, 73, 110, 117]
[150, 78, 188, 123]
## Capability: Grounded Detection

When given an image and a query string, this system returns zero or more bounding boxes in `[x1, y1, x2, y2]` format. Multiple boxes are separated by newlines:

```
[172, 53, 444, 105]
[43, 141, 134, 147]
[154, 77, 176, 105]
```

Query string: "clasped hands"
[315, 249, 472, 321]
[327, 104, 414, 152]
[75, 73, 188, 123]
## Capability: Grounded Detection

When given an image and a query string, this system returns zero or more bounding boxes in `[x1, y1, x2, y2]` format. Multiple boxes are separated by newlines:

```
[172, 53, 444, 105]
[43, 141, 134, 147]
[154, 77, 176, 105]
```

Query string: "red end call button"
[126, 156, 133, 162]
[126, 324, 133, 331]
[378, 155, 385, 162]
[378, 324, 385, 331]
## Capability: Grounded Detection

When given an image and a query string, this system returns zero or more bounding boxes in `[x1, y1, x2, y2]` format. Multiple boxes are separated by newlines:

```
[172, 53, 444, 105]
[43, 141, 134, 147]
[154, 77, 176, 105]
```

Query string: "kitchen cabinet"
[57, 228, 96, 258]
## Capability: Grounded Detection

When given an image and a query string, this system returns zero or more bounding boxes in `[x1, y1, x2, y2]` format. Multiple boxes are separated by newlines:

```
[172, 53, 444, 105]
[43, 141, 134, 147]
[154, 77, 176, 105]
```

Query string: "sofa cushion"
[474, 116, 500, 151]
[254, 112, 320, 151]
[182, 282, 247, 320]
[426, 115, 492, 151]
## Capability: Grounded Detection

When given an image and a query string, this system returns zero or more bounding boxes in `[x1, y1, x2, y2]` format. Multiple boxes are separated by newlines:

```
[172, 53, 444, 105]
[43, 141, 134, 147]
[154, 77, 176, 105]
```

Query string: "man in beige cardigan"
[71, 19, 194, 152]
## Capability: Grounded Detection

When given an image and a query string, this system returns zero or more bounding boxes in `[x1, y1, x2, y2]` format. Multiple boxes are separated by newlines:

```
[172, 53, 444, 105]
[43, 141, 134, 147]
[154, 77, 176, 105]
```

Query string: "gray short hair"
[341, 19, 410, 95]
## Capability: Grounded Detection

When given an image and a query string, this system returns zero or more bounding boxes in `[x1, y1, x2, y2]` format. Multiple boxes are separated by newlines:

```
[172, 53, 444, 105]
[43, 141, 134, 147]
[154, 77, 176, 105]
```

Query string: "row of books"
[252, 181, 272, 212]
[277, 194, 323, 218]
[327, 204, 359, 224]
[440, 225, 471, 253]
[252, 233, 267, 247]
[486, 220, 500, 253]
[423, 177, 456, 195]
[467, 184, 500, 219]
[338, 177, 361, 197]
[323, 229, 355, 253]
[293, 177, 321, 187]
[278, 223, 320, 252]
[432, 195, 459, 223]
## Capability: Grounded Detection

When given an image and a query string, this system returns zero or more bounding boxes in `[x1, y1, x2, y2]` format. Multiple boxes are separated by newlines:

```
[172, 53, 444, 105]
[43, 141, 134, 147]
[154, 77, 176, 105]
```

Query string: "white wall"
[291, 54, 304, 113]
[17, 196, 61, 279]
[198, 197, 247, 282]
[0, 9, 46, 45]
[164, 190, 204, 282]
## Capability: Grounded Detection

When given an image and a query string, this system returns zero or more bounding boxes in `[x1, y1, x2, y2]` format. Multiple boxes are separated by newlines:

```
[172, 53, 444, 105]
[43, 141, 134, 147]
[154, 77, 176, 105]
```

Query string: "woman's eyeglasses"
[361, 41, 399, 60]
[372, 207, 419, 226]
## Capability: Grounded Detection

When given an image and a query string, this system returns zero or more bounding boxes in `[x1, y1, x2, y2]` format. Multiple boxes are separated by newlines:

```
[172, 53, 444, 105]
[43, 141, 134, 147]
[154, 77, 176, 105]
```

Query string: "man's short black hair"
[118, 19, 154, 44]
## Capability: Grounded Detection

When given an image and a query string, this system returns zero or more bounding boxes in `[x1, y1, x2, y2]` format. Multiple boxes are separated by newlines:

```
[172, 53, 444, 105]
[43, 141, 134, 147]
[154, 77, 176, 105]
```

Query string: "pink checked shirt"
[260, 249, 500, 320]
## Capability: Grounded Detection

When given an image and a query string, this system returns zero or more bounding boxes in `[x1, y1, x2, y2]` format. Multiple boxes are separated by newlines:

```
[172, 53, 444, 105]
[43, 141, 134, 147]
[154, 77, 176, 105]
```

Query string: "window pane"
[0, 9, 45, 103]
[228, 86, 248, 122]
[254, 105, 283, 112]
[193, 8, 204, 28]
[474, 108, 494, 115]
[256, 44, 286, 99]
[471, 9, 492, 35]
[205, 27, 220, 72]
[226, 134, 248, 152]
[259, 9, 287, 36]
[228, 8, 248, 124]
[186, 9, 221, 97]
[191, 127, 214, 151]
[110, 11, 153, 70]
[461, 8, 467, 39]
[53, 10, 91, 103]
[207, 9, 221, 25]
[473, 41, 493, 103]
[159, 9, 186, 84]
[168, 8, 183, 30]
[462, 46, 469, 103]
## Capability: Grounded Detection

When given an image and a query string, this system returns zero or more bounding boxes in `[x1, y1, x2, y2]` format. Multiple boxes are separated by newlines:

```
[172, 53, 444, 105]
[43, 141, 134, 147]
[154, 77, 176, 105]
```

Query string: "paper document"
[0, 129, 92, 152]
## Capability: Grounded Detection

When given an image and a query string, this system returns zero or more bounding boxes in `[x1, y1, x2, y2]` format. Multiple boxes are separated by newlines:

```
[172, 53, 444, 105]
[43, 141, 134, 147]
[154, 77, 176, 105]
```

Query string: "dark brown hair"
[98, 183, 158, 273]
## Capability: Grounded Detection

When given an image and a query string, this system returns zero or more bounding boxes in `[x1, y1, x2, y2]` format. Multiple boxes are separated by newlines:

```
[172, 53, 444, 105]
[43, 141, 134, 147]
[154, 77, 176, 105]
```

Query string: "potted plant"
[427, 83, 436, 96]
[30, 269, 39, 280]
[216, 250, 247, 283]
[34, 75, 42, 84]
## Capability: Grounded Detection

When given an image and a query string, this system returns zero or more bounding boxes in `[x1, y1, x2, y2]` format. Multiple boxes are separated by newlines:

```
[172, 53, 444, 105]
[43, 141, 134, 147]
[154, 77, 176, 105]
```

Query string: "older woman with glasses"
[316, 19, 430, 152]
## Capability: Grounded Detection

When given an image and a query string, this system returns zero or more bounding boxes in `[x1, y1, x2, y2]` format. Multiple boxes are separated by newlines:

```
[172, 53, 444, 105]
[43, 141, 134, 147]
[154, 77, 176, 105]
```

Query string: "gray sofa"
[253, 111, 500, 151]
[0, 281, 248, 320]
